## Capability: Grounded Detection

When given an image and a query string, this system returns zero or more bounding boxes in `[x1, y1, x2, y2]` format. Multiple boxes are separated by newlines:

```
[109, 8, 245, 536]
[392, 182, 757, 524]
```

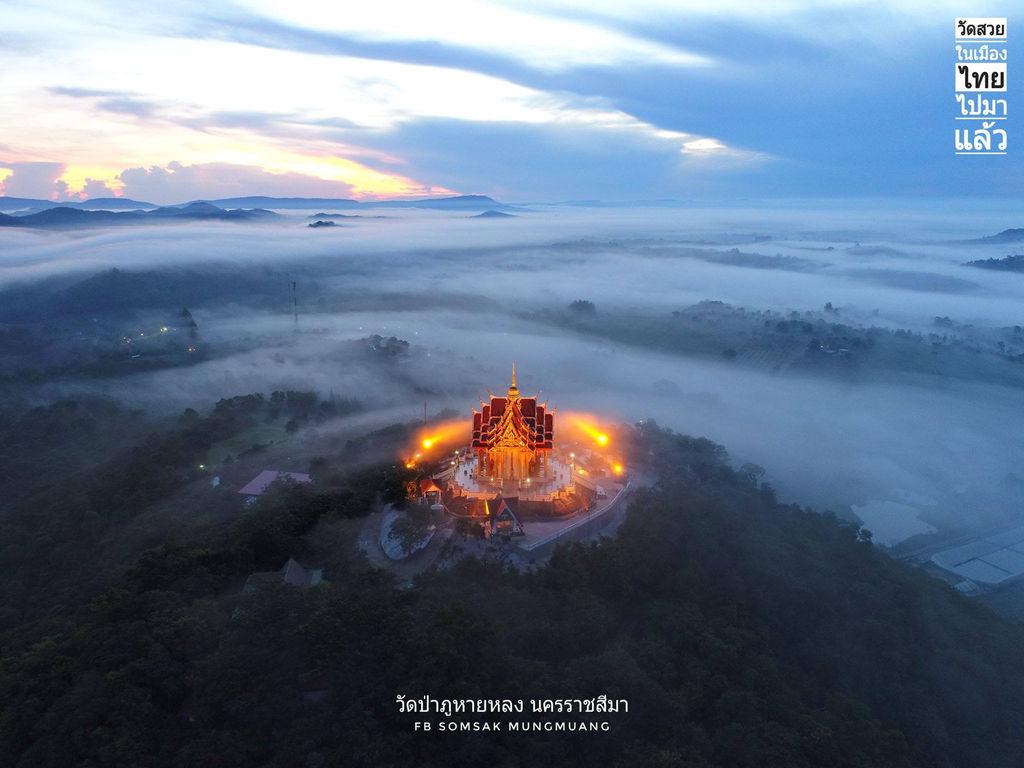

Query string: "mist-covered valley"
[7, 200, 1024, 767]
[2, 200, 1022, 552]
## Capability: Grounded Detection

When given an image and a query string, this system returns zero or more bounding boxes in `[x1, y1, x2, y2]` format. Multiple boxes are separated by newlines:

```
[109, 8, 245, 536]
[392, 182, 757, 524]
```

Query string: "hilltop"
[1, 416, 1024, 766]
[471, 209, 517, 219]
[964, 254, 1024, 272]
[959, 228, 1024, 245]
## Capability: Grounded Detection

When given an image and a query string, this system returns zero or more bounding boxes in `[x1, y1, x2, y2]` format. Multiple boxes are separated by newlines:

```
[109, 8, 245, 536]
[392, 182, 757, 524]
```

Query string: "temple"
[411, 365, 626, 537]
[471, 363, 554, 482]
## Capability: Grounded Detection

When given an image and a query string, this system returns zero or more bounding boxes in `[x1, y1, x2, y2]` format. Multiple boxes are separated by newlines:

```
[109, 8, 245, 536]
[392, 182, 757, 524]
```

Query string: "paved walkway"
[358, 506, 453, 585]
[516, 480, 631, 554]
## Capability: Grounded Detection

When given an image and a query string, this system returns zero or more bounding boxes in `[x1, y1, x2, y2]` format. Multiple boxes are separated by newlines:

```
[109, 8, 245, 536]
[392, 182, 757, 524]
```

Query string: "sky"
[0, 0, 1019, 203]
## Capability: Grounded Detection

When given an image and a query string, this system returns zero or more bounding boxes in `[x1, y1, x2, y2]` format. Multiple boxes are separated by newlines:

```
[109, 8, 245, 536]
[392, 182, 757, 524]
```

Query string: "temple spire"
[508, 362, 519, 397]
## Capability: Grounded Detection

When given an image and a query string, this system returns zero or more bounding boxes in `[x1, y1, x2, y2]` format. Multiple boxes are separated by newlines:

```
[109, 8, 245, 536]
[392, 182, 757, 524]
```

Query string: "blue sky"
[0, 0, 1018, 202]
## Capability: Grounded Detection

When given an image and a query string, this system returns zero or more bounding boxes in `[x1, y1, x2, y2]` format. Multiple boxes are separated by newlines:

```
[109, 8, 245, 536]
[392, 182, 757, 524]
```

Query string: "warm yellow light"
[404, 419, 470, 465]
[566, 413, 614, 448]
[612, 463, 624, 475]
[266, 153, 448, 199]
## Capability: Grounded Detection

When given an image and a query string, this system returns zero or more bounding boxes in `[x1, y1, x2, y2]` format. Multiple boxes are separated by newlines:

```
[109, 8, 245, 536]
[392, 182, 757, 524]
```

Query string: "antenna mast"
[291, 281, 298, 328]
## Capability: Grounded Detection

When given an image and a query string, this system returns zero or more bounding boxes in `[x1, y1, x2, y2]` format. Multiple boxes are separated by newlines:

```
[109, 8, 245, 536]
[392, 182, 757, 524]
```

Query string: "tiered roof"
[471, 364, 554, 451]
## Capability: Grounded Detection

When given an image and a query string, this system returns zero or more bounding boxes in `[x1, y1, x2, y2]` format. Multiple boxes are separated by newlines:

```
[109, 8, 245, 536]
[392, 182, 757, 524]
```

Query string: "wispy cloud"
[225, 0, 716, 71]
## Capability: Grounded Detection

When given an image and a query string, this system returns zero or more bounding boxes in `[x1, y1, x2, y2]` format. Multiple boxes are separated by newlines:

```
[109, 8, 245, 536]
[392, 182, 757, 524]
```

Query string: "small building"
[419, 478, 443, 506]
[243, 557, 323, 594]
[488, 495, 525, 539]
[238, 470, 312, 503]
[930, 524, 1024, 590]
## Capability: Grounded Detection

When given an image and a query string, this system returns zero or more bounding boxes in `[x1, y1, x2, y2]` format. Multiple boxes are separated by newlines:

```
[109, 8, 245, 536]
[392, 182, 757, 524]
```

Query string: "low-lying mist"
[2, 200, 1022, 546]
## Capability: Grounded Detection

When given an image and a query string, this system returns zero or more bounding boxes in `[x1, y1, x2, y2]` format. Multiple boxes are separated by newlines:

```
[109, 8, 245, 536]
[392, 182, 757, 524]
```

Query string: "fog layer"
[2, 200, 1022, 545]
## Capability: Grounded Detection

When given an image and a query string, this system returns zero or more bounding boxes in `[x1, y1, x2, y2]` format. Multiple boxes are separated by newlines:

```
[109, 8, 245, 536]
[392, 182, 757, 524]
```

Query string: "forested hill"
[2, 422, 1024, 766]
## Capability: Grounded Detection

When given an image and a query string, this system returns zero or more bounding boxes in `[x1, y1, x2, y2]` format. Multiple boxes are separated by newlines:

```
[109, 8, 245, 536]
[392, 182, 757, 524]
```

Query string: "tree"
[569, 299, 596, 314]
[739, 463, 766, 487]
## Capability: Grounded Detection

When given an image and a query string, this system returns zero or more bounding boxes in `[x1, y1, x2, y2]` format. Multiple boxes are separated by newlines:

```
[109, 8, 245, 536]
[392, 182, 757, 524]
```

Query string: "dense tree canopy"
[2, 422, 1023, 767]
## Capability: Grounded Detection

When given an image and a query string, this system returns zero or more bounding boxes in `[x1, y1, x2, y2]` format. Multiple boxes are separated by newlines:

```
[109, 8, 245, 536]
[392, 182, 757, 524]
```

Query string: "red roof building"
[471, 364, 554, 481]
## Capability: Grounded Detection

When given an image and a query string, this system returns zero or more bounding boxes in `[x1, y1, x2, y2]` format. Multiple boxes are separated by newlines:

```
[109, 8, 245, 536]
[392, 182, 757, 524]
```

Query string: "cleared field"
[205, 423, 290, 464]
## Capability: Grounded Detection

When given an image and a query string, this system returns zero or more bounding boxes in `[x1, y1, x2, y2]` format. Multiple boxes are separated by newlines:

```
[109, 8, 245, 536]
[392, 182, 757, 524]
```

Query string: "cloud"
[48, 86, 127, 98]
[0, 158, 363, 204]
[350, 117, 768, 201]
[0, 161, 66, 199]
[189, 0, 717, 72]
[95, 97, 159, 118]
[48, 86, 162, 120]
[80, 178, 118, 199]
[116, 161, 359, 203]
[1, 3, 759, 202]
[0, 160, 117, 202]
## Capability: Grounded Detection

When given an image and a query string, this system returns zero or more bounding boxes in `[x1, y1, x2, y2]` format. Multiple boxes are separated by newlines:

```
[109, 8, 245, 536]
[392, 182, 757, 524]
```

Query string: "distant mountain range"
[206, 194, 512, 211]
[0, 196, 158, 212]
[0, 193, 512, 216]
[0, 201, 279, 228]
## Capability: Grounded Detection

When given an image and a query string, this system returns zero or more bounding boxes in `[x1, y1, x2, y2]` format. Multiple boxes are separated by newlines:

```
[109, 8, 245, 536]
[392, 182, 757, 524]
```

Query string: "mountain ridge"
[0, 193, 511, 214]
[0, 203, 279, 228]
